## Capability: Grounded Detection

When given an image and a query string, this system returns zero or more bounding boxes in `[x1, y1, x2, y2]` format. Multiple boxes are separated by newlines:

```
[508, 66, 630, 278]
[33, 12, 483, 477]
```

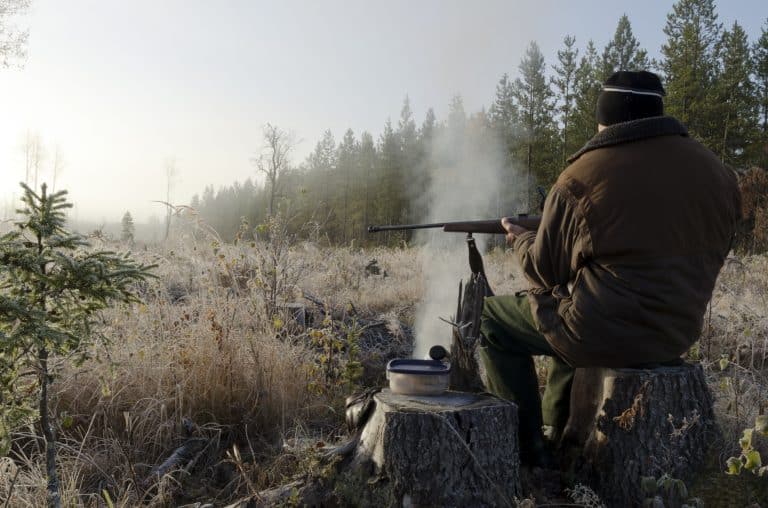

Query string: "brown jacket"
[513, 116, 740, 367]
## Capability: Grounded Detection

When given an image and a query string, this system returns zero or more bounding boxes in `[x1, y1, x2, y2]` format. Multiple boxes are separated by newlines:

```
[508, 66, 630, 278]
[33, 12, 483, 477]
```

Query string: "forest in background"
[188, 1, 768, 245]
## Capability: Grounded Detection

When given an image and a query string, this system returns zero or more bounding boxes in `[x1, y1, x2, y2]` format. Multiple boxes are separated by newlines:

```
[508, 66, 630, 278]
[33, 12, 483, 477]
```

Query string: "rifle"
[366, 214, 541, 235]
[367, 215, 541, 276]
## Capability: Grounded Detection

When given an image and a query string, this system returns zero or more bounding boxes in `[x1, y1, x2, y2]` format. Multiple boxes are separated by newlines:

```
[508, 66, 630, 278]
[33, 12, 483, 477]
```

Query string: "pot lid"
[387, 359, 450, 375]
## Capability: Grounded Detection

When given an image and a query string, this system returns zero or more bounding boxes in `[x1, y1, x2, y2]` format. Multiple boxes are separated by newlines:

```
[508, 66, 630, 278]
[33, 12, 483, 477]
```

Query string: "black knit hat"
[596, 71, 666, 126]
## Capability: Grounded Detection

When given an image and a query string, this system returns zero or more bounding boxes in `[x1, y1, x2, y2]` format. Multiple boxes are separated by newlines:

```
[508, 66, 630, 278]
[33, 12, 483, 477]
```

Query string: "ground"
[1, 227, 766, 507]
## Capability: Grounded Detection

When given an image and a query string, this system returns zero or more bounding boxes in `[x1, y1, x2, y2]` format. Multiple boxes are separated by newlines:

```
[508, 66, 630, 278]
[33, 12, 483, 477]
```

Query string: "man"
[480, 71, 741, 467]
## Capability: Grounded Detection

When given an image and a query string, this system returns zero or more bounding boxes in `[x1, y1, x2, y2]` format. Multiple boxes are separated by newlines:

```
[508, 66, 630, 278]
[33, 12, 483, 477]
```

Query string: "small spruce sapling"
[0, 183, 155, 508]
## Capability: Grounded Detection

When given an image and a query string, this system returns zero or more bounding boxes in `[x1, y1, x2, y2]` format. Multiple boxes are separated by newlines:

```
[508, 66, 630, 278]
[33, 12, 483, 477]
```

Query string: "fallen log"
[562, 362, 718, 507]
[143, 437, 209, 488]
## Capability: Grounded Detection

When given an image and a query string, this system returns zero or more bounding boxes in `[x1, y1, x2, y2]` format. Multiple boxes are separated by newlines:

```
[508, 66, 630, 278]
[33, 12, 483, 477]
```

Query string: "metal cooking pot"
[386, 358, 451, 396]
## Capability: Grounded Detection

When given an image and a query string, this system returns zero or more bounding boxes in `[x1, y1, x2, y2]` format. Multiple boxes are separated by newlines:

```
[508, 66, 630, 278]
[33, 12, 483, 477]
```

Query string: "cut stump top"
[374, 389, 513, 413]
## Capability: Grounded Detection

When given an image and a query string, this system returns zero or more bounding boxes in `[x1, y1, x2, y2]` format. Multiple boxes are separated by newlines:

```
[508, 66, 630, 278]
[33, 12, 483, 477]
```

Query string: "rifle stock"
[367, 215, 541, 235]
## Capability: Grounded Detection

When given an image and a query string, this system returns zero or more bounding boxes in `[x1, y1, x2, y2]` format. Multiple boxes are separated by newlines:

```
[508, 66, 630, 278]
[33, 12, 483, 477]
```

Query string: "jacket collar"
[567, 116, 688, 163]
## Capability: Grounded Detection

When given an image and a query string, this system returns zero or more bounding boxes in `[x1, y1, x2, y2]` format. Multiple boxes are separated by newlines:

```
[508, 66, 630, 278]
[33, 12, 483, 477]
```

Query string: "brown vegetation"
[0, 233, 766, 506]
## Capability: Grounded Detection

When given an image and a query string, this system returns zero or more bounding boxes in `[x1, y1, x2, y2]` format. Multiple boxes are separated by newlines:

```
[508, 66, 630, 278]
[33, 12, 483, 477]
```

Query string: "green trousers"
[479, 294, 574, 448]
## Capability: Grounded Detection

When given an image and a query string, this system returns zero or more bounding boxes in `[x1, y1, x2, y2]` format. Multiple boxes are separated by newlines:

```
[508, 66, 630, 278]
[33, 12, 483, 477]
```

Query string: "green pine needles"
[0, 183, 155, 507]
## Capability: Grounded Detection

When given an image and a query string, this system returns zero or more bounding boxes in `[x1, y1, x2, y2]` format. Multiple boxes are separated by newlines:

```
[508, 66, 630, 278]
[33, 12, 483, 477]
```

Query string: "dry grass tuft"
[2, 233, 767, 506]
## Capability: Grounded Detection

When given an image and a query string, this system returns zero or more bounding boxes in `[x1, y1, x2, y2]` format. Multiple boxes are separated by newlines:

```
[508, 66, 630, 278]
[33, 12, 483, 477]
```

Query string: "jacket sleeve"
[512, 183, 591, 290]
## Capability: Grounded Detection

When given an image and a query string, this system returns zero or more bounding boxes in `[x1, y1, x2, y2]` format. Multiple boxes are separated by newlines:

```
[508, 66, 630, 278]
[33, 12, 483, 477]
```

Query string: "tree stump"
[352, 389, 521, 507]
[561, 362, 719, 507]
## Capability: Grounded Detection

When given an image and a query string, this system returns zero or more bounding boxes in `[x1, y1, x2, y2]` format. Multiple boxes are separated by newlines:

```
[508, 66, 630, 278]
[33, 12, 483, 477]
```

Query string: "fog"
[0, 1, 763, 228]
[411, 115, 522, 358]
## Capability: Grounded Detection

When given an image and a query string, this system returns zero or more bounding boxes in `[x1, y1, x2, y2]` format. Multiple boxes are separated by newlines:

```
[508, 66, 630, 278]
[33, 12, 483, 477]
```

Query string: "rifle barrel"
[367, 215, 541, 235]
[367, 223, 446, 233]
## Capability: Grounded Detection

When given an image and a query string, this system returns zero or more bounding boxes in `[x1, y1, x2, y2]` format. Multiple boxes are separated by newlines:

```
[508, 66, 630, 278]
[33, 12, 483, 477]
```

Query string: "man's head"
[596, 71, 665, 128]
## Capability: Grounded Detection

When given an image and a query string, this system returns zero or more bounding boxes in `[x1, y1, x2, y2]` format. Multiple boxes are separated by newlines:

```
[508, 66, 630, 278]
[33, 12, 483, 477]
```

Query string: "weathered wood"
[143, 438, 209, 487]
[449, 237, 493, 392]
[562, 363, 718, 507]
[352, 389, 520, 507]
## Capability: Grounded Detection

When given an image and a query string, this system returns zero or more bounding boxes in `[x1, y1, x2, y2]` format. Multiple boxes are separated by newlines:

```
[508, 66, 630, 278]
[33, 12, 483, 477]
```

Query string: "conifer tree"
[602, 15, 649, 78]
[397, 96, 422, 223]
[716, 21, 758, 167]
[552, 35, 579, 162]
[489, 73, 518, 139]
[512, 41, 557, 207]
[570, 41, 602, 152]
[754, 19, 768, 168]
[661, 0, 722, 144]
[358, 131, 377, 239]
[489, 73, 520, 174]
[0, 184, 154, 507]
[309, 129, 337, 209]
[447, 95, 467, 140]
[121, 210, 135, 243]
[378, 119, 403, 229]
[420, 108, 437, 147]
[398, 96, 418, 152]
[336, 129, 359, 242]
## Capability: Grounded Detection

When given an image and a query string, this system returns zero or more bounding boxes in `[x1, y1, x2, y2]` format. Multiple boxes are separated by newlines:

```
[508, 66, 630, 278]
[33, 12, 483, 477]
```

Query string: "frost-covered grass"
[1, 232, 766, 506]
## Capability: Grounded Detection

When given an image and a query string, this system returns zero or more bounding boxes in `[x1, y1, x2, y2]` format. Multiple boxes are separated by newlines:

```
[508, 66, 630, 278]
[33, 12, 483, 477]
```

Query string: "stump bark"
[562, 362, 718, 507]
[353, 389, 521, 507]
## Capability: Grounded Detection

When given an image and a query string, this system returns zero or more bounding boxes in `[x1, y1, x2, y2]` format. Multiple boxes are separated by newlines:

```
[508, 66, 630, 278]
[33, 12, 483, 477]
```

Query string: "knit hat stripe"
[602, 86, 664, 98]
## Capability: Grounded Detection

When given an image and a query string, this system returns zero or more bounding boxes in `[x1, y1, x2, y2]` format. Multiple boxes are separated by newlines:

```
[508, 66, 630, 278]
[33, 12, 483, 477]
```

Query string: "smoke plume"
[412, 109, 521, 358]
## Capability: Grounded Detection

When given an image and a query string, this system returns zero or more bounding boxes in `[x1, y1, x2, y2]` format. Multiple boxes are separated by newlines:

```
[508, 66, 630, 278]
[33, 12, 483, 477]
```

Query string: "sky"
[0, 0, 765, 223]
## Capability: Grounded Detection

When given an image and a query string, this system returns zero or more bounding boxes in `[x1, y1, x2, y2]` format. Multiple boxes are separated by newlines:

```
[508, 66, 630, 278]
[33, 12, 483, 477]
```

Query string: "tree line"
[191, 0, 768, 245]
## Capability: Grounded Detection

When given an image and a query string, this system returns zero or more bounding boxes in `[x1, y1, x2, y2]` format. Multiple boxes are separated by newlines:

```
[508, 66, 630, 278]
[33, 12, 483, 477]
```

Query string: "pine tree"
[489, 73, 519, 137]
[397, 96, 423, 223]
[398, 96, 418, 151]
[378, 119, 403, 230]
[336, 129, 359, 243]
[420, 108, 437, 147]
[715, 21, 758, 168]
[309, 129, 337, 209]
[447, 95, 467, 140]
[121, 210, 135, 243]
[569, 41, 602, 154]
[359, 131, 377, 240]
[552, 35, 579, 163]
[489, 73, 520, 172]
[754, 19, 768, 168]
[0, 184, 153, 507]
[661, 0, 722, 144]
[602, 15, 650, 78]
[512, 41, 558, 207]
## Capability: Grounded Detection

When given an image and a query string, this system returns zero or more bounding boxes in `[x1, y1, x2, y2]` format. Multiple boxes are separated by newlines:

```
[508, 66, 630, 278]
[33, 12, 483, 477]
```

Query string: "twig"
[302, 292, 326, 309]
[359, 321, 386, 331]
[2, 467, 20, 508]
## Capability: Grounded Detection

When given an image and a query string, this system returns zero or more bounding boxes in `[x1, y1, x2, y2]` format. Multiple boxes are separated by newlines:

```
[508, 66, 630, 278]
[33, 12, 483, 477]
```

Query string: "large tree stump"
[352, 389, 521, 507]
[561, 362, 718, 507]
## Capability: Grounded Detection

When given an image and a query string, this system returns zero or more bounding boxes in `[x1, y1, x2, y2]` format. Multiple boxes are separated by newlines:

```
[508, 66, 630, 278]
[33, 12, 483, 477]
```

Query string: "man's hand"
[501, 217, 529, 245]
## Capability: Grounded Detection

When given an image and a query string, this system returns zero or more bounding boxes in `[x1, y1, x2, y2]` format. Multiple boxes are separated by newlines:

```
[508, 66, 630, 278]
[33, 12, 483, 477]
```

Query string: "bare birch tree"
[251, 123, 294, 217]
[22, 131, 45, 188]
[164, 158, 177, 241]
